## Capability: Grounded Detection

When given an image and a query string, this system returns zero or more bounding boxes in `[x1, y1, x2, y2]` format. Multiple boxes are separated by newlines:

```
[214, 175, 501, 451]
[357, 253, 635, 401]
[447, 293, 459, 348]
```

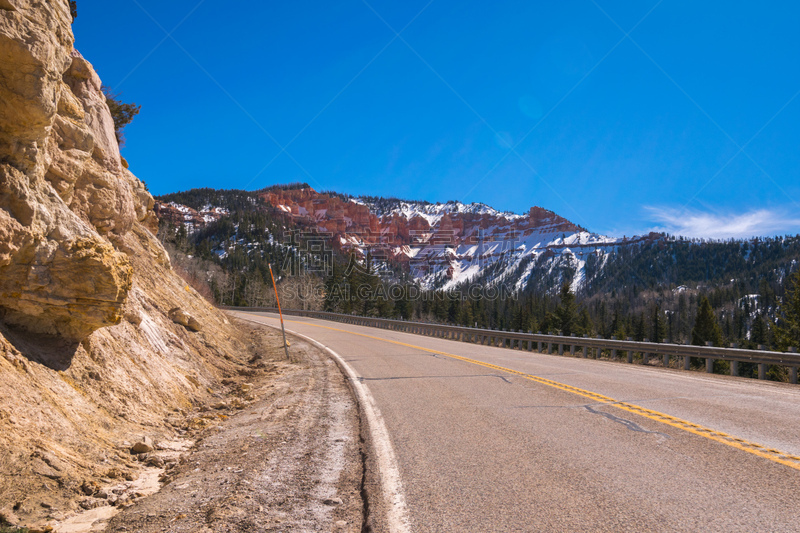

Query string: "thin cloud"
[645, 206, 800, 239]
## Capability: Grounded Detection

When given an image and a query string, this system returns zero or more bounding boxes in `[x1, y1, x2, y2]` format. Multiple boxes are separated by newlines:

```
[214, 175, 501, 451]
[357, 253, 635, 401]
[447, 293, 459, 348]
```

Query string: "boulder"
[168, 307, 202, 332]
[130, 437, 153, 455]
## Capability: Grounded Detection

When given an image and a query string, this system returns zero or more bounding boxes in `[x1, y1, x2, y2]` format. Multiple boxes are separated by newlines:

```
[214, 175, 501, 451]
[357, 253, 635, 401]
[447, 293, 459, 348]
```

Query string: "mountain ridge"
[157, 184, 615, 291]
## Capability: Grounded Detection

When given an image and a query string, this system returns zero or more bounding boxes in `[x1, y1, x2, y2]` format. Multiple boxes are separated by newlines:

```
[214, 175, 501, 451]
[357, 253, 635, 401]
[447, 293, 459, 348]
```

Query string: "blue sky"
[74, 1, 800, 238]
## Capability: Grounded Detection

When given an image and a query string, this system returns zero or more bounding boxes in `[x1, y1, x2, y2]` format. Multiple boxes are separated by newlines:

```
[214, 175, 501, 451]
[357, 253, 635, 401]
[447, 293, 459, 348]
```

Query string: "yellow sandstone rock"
[0, 2, 251, 528]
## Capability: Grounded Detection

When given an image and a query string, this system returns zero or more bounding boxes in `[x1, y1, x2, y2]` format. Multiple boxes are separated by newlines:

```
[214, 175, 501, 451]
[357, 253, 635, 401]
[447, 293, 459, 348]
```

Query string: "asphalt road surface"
[233, 311, 800, 532]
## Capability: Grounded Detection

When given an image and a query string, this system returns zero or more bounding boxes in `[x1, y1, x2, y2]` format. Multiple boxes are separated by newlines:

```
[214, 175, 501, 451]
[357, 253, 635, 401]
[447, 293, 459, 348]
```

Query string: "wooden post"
[268, 264, 290, 361]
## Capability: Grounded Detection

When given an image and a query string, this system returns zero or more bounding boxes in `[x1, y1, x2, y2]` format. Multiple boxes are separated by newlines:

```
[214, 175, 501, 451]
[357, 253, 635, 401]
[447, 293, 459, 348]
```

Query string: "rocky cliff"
[260, 187, 586, 248]
[0, 1, 249, 528]
[259, 187, 619, 290]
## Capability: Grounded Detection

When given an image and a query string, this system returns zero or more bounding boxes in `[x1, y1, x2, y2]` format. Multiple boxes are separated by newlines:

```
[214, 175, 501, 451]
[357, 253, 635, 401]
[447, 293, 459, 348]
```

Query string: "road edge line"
[234, 314, 411, 533]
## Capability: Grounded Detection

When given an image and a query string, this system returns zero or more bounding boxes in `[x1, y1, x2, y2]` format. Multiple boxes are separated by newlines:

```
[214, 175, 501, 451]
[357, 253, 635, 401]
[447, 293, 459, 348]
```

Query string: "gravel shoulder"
[103, 319, 364, 533]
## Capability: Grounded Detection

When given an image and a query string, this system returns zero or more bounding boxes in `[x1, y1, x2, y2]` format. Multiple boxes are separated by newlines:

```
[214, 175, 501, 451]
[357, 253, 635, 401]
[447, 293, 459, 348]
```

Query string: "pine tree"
[751, 314, 769, 347]
[651, 304, 666, 343]
[634, 313, 646, 341]
[394, 285, 411, 320]
[555, 283, 577, 336]
[691, 296, 723, 347]
[577, 308, 593, 337]
[776, 270, 800, 350]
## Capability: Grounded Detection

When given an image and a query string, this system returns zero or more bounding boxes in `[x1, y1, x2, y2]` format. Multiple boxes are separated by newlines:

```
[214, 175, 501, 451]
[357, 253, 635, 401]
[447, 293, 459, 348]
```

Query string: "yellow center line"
[275, 316, 800, 472]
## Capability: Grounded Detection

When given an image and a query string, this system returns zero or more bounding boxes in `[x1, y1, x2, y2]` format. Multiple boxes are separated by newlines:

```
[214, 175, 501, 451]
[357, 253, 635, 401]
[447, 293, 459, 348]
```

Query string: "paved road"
[234, 311, 800, 532]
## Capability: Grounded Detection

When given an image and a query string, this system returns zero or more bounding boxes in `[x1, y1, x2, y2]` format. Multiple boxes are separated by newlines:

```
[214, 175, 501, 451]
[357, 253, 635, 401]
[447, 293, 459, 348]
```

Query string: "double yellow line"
[286, 318, 800, 472]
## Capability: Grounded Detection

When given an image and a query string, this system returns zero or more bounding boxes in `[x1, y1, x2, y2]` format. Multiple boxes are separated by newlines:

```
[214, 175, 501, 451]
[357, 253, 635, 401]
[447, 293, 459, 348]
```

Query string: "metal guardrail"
[226, 306, 800, 384]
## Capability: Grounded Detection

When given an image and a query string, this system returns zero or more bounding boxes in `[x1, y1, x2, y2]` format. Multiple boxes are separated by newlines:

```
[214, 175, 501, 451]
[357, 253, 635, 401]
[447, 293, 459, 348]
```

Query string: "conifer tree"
[751, 314, 769, 347]
[555, 283, 577, 336]
[691, 296, 723, 347]
[776, 270, 800, 350]
[634, 313, 646, 341]
[651, 304, 666, 343]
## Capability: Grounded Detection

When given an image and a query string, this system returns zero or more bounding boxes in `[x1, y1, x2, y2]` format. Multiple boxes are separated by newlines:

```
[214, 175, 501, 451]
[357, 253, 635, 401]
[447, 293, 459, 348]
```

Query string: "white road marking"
[236, 314, 411, 533]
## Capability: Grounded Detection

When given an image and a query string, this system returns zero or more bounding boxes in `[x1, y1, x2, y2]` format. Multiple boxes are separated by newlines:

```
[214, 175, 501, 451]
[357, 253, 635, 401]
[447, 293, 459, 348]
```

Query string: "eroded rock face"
[0, 1, 151, 340]
[0, 4, 255, 528]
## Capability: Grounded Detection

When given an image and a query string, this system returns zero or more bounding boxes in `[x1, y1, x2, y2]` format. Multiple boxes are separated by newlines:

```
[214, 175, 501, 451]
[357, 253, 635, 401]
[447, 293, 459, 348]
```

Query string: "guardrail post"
[789, 348, 798, 384]
[626, 338, 633, 363]
[547, 341, 553, 354]
[729, 343, 738, 376]
[527, 332, 533, 351]
[596, 335, 603, 359]
[610, 336, 617, 360]
[570, 344, 575, 356]
[704, 341, 714, 373]
[683, 354, 690, 370]
[582, 345, 587, 358]
[559, 343, 564, 355]
[642, 340, 650, 364]
[757, 345, 766, 380]
[538, 339, 543, 352]
[663, 353, 669, 367]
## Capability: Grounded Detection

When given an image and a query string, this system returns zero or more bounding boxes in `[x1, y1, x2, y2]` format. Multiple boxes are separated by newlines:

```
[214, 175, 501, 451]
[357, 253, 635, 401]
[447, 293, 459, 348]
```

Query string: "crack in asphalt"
[584, 405, 670, 438]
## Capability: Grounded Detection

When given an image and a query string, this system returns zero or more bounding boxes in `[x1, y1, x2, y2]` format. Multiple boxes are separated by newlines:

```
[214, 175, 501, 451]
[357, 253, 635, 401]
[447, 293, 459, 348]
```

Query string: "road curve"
[233, 311, 800, 532]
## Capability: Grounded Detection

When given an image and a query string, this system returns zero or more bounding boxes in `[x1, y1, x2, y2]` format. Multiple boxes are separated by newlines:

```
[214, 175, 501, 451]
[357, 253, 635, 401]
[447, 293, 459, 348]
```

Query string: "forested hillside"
[155, 186, 800, 378]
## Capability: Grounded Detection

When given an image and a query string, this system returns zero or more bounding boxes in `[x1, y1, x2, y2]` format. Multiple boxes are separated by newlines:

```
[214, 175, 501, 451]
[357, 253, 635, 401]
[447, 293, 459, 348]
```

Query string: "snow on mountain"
[356, 197, 525, 226]
[404, 227, 620, 292]
[152, 186, 641, 295]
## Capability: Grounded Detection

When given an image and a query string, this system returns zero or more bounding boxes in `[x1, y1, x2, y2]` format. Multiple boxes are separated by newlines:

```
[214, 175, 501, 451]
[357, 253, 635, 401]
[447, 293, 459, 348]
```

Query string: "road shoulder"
[104, 319, 364, 532]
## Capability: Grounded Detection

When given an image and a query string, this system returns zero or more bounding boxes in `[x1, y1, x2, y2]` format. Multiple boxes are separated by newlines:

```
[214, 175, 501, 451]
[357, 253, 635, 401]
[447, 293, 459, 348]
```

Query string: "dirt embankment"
[102, 319, 364, 533]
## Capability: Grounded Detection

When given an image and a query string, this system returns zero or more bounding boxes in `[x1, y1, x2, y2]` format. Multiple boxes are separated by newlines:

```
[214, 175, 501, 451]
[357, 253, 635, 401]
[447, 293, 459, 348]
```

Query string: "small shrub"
[102, 85, 141, 147]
